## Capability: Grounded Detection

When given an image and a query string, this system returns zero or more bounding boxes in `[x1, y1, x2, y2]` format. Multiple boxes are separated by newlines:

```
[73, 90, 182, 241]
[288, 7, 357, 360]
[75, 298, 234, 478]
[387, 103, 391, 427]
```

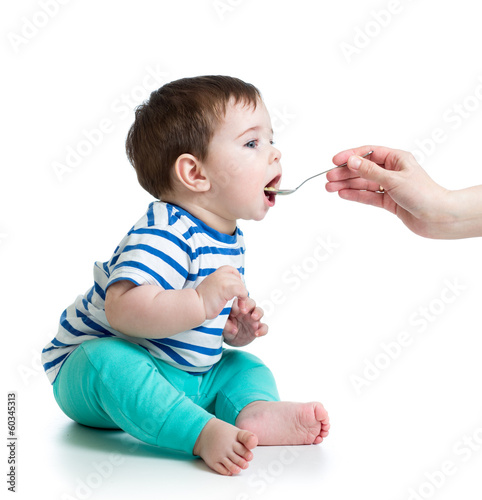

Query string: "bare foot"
[235, 401, 330, 446]
[193, 418, 258, 476]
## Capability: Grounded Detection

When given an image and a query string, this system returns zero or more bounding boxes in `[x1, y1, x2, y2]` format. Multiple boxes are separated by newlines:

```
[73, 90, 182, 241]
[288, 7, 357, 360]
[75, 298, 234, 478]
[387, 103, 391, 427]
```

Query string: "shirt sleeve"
[106, 226, 192, 291]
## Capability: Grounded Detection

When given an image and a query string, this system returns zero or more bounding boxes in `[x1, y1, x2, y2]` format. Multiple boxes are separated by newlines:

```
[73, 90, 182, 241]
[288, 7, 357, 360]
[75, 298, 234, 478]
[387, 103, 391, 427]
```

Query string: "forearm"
[436, 186, 482, 239]
[106, 285, 206, 339]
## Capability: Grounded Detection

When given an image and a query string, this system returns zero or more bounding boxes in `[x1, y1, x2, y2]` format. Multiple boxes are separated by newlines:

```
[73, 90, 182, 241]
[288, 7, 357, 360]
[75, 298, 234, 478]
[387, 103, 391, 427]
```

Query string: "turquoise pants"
[52, 338, 279, 455]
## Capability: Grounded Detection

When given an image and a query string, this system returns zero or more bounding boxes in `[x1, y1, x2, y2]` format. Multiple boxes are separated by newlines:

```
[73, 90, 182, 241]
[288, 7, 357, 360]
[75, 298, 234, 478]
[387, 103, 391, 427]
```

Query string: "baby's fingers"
[238, 296, 256, 315]
[224, 317, 238, 336]
[250, 306, 264, 321]
[255, 322, 269, 338]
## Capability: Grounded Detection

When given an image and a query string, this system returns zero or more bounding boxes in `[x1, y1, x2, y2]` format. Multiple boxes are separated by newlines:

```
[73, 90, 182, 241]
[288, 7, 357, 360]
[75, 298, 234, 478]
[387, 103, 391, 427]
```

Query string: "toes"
[310, 402, 330, 444]
[213, 462, 233, 476]
[314, 403, 330, 433]
[213, 441, 253, 476]
[238, 430, 258, 450]
[229, 450, 250, 470]
[221, 457, 242, 475]
[207, 448, 251, 476]
[233, 440, 254, 462]
[314, 402, 330, 424]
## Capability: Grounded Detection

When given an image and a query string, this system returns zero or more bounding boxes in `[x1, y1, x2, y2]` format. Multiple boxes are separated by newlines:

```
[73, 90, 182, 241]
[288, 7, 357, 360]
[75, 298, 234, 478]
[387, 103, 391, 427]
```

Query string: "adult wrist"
[443, 187, 482, 239]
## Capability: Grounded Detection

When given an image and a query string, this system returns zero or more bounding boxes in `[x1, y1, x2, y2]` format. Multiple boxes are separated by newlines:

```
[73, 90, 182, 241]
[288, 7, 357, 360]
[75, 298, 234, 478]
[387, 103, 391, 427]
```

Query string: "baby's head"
[126, 75, 262, 200]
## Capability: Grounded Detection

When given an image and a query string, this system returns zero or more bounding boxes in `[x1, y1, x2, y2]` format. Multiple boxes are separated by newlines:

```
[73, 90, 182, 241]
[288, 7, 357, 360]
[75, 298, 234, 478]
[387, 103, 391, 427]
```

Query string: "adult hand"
[325, 145, 482, 239]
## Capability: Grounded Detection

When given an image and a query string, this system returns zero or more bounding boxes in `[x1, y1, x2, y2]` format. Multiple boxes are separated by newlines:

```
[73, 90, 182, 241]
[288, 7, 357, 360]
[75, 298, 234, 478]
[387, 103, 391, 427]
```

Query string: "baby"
[42, 75, 330, 475]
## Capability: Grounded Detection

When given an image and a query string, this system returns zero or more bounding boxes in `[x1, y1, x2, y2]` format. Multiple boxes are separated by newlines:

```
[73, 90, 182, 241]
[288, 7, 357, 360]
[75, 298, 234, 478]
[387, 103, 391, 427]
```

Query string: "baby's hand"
[223, 297, 268, 347]
[195, 266, 248, 320]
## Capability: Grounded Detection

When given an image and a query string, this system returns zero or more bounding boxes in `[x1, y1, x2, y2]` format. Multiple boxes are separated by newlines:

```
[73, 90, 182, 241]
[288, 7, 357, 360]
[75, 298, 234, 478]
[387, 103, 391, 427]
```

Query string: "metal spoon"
[265, 150, 373, 195]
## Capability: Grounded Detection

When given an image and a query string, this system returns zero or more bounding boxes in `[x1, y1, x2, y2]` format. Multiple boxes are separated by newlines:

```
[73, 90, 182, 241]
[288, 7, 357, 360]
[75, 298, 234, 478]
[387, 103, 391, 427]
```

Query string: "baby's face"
[202, 98, 282, 226]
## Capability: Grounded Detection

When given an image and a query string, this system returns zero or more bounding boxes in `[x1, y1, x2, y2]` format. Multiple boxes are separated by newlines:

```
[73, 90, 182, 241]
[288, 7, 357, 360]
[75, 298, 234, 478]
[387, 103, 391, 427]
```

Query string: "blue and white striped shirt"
[42, 202, 246, 384]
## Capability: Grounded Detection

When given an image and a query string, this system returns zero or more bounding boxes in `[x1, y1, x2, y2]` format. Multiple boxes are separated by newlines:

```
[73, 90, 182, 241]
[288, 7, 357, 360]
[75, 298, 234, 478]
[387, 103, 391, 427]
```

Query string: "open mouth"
[264, 174, 281, 206]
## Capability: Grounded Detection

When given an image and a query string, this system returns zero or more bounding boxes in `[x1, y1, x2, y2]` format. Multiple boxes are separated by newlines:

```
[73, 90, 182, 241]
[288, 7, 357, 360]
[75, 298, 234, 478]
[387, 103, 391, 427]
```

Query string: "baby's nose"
[270, 145, 282, 162]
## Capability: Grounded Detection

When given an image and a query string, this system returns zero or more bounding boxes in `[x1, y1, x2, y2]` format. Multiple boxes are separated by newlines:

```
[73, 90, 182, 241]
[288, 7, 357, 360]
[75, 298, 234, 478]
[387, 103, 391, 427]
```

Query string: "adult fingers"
[325, 177, 380, 193]
[331, 145, 394, 168]
[345, 155, 395, 190]
[338, 187, 398, 214]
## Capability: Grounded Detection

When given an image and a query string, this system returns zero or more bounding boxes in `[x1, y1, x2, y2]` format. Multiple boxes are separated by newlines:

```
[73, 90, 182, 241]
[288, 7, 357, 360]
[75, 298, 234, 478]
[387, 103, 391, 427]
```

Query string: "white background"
[3, 1, 482, 499]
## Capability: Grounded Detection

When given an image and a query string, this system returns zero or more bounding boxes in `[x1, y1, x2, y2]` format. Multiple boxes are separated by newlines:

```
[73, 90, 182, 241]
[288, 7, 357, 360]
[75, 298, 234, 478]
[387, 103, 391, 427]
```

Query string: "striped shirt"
[42, 202, 246, 384]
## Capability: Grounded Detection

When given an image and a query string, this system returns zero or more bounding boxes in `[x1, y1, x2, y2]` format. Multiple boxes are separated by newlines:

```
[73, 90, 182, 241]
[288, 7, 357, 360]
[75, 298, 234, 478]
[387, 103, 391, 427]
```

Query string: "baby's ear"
[174, 154, 210, 192]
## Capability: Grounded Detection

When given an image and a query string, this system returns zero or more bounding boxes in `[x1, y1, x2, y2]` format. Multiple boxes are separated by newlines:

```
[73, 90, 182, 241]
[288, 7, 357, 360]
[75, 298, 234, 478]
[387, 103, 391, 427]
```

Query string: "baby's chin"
[245, 211, 271, 223]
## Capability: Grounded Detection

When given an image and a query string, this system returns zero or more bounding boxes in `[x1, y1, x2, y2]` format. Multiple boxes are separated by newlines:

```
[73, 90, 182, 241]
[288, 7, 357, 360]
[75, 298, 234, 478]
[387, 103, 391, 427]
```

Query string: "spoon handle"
[294, 150, 373, 191]
[265, 150, 373, 195]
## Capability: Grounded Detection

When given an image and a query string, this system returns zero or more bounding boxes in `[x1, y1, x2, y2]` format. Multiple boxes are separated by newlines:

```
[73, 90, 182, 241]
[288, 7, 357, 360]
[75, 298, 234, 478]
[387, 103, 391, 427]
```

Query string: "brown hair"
[125, 75, 262, 199]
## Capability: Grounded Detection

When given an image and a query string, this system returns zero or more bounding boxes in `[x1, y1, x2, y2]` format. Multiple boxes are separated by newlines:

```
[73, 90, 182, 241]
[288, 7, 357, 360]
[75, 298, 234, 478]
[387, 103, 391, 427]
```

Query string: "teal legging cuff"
[52, 338, 279, 455]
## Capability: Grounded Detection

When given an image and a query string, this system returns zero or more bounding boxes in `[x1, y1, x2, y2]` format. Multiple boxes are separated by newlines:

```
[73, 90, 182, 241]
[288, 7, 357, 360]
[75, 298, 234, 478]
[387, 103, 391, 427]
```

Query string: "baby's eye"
[245, 140, 258, 149]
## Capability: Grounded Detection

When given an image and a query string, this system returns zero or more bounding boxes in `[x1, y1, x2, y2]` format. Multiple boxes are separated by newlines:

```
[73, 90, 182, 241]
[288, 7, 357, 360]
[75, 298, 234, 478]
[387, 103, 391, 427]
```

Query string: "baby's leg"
[53, 338, 212, 452]
[206, 349, 330, 446]
[202, 349, 281, 425]
[53, 338, 256, 474]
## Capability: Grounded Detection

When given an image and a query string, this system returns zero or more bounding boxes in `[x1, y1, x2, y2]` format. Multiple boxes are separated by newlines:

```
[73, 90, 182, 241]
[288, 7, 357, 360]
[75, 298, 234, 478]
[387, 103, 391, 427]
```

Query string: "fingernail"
[348, 155, 362, 169]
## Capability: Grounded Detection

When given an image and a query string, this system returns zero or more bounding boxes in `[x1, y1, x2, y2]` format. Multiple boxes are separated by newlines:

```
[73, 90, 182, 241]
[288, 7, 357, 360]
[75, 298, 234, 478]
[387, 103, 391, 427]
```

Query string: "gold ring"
[379, 185, 384, 193]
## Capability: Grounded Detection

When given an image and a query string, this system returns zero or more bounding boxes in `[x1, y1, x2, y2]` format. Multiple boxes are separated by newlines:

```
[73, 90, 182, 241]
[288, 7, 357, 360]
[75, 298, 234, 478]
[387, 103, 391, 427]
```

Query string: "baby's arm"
[105, 281, 204, 338]
[105, 265, 247, 339]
